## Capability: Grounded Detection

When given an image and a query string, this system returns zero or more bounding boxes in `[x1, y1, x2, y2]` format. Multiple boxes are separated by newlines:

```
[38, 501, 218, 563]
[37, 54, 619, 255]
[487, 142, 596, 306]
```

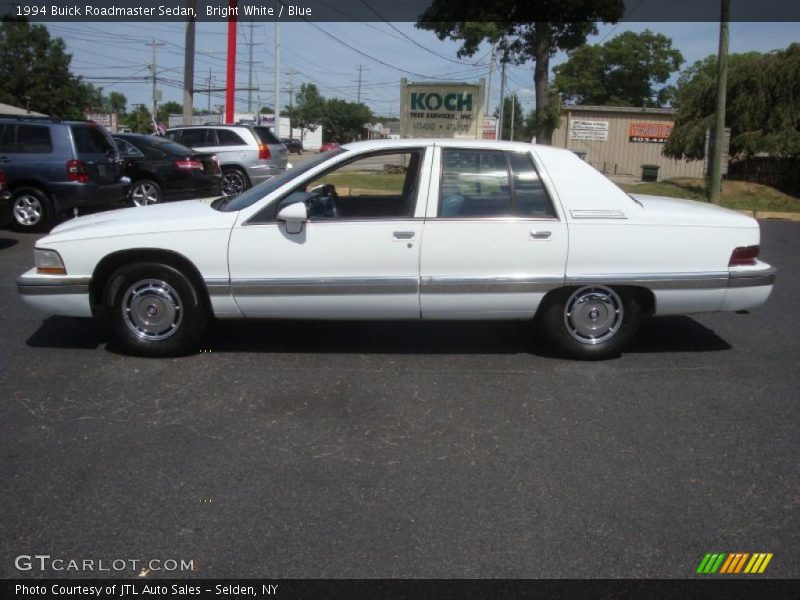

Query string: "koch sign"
[400, 78, 485, 139]
[629, 121, 673, 143]
[569, 119, 609, 141]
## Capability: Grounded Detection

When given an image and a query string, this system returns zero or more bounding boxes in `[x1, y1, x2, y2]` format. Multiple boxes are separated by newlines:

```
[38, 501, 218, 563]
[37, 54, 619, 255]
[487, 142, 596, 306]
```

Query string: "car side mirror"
[277, 202, 308, 234]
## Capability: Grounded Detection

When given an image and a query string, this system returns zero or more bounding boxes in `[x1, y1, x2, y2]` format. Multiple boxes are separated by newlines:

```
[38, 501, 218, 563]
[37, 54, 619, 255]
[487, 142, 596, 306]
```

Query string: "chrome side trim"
[230, 277, 418, 296]
[570, 209, 627, 220]
[728, 268, 777, 288]
[204, 278, 230, 296]
[420, 276, 562, 294]
[565, 272, 730, 290]
[16, 275, 90, 296]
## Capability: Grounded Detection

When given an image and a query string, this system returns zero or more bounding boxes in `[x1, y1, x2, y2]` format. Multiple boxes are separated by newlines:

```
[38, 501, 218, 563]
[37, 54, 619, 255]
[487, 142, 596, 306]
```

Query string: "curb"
[755, 211, 800, 222]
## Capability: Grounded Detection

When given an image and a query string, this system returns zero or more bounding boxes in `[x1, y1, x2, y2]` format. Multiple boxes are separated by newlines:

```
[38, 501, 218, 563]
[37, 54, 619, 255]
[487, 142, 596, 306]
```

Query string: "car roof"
[340, 138, 574, 158]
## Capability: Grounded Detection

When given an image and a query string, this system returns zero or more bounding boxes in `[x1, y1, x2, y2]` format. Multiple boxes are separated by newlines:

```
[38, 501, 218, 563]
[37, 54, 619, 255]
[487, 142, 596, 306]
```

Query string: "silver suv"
[165, 125, 288, 196]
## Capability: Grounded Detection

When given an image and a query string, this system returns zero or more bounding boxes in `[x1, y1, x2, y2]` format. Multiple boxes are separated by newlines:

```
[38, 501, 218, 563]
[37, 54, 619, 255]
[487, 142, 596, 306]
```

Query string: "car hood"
[630, 194, 757, 228]
[44, 198, 235, 243]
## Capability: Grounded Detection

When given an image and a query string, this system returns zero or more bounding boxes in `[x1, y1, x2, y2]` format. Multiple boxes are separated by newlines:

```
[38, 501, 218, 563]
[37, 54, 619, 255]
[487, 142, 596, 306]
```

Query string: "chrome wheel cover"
[122, 279, 183, 341]
[563, 286, 623, 345]
[13, 194, 43, 226]
[131, 182, 160, 206]
[221, 171, 246, 196]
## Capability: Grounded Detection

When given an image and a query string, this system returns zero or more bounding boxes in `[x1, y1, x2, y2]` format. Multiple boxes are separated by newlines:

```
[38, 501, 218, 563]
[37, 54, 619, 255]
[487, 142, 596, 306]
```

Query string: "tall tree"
[665, 44, 800, 160]
[124, 104, 155, 134]
[287, 83, 325, 143]
[108, 92, 128, 115]
[553, 30, 683, 107]
[321, 99, 373, 143]
[157, 101, 182, 125]
[417, 1, 625, 145]
[0, 17, 97, 118]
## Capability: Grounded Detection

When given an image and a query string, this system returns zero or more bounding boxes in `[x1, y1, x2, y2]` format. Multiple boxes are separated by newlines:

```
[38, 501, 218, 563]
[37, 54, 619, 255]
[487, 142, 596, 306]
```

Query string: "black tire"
[104, 262, 209, 357]
[129, 179, 163, 206]
[537, 286, 642, 360]
[11, 187, 52, 232]
[221, 167, 250, 196]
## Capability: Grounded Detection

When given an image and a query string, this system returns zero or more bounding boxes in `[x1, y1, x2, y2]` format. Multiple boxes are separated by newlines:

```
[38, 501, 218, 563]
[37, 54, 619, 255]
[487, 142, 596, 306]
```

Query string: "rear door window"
[181, 128, 213, 147]
[72, 125, 114, 155]
[115, 138, 144, 158]
[439, 149, 512, 217]
[15, 125, 53, 153]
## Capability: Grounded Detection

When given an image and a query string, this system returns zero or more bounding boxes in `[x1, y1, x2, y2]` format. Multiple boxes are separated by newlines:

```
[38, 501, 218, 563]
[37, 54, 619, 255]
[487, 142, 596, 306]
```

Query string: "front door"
[227, 147, 432, 318]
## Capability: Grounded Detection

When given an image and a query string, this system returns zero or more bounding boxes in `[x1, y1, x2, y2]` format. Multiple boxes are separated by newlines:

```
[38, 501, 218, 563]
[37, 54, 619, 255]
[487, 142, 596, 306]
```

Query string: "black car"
[112, 134, 222, 206]
[0, 170, 12, 227]
[281, 137, 303, 155]
[0, 116, 127, 231]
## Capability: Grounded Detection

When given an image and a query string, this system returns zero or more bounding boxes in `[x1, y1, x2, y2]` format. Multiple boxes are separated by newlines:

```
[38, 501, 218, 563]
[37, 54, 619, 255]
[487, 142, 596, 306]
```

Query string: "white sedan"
[16, 140, 776, 359]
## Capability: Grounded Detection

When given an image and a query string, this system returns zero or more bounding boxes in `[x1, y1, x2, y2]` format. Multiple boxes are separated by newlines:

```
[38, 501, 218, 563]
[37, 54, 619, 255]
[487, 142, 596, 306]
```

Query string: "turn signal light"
[66, 159, 90, 183]
[258, 144, 271, 160]
[729, 245, 759, 266]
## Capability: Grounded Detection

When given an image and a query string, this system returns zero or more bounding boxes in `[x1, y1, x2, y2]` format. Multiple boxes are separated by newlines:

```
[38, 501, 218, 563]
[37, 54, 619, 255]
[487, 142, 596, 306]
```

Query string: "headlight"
[34, 248, 66, 275]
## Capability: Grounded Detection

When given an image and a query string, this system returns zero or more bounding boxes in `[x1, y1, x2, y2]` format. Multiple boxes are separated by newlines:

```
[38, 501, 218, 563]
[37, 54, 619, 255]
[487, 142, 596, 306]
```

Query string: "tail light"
[258, 144, 271, 160]
[729, 245, 759, 266]
[0, 170, 7, 189]
[211, 154, 220, 172]
[66, 159, 90, 183]
[174, 159, 204, 171]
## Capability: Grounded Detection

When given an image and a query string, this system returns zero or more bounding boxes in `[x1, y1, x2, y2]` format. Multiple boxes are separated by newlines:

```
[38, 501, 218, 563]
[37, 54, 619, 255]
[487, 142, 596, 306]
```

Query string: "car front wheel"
[104, 263, 209, 357]
[538, 286, 642, 360]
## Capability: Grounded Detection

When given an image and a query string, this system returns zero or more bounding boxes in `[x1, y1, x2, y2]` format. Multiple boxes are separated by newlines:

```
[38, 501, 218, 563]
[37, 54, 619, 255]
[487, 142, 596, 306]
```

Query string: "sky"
[41, 20, 800, 119]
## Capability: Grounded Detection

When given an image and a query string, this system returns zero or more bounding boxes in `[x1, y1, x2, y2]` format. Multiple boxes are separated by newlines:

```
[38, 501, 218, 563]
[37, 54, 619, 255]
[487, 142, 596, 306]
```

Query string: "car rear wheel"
[130, 179, 162, 206]
[221, 168, 249, 196]
[538, 286, 642, 360]
[104, 262, 209, 357]
[11, 187, 51, 232]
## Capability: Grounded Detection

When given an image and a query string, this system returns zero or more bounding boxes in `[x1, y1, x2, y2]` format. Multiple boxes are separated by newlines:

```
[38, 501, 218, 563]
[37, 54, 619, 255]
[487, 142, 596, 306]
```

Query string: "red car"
[319, 142, 341, 153]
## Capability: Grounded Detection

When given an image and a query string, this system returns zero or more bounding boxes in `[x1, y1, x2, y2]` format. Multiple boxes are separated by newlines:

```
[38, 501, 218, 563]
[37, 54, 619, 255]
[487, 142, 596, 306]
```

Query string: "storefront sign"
[629, 121, 673, 143]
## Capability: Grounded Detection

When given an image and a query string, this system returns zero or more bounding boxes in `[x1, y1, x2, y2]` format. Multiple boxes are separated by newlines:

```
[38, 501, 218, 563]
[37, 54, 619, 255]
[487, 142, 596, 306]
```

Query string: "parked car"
[164, 125, 288, 196]
[16, 140, 775, 359]
[319, 142, 341, 153]
[112, 134, 221, 206]
[0, 116, 127, 231]
[0, 170, 12, 227]
[281, 138, 303, 154]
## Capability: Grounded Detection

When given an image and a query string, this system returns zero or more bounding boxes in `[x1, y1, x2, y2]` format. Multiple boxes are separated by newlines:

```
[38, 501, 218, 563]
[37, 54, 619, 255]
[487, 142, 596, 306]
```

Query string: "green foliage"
[108, 92, 127, 115]
[0, 17, 101, 118]
[665, 44, 800, 160]
[416, 0, 625, 144]
[157, 101, 182, 124]
[123, 104, 155, 134]
[287, 83, 325, 140]
[321, 99, 373, 143]
[553, 30, 683, 107]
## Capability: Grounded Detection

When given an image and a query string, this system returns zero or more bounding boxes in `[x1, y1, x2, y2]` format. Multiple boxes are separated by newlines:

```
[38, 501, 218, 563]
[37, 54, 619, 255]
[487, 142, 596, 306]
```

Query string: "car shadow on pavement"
[0, 237, 19, 250]
[24, 315, 731, 356]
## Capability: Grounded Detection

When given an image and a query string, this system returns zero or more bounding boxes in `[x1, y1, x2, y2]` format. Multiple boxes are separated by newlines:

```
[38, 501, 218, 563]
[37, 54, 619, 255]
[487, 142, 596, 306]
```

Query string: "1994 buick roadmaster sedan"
[16, 140, 776, 359]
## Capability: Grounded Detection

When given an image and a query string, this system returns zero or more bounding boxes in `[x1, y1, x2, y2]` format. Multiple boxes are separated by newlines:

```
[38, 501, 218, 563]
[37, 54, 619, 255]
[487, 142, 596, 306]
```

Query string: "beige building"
[552, 105, 704, 181]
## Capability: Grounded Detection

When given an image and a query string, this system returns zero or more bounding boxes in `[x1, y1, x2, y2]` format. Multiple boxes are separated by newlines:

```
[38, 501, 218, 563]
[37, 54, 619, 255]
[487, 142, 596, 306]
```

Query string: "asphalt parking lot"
[1, 220, 798, 579]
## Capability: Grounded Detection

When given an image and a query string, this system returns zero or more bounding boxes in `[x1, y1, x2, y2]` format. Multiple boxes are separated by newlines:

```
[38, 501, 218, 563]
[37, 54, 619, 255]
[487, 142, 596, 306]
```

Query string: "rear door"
[71, 124, 121, 183]
[419, 146, 568, 319]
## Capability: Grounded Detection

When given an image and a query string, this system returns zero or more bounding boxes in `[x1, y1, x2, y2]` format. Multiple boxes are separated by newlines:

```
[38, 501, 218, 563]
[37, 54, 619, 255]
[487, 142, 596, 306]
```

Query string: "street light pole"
[708, 0, 730, 204]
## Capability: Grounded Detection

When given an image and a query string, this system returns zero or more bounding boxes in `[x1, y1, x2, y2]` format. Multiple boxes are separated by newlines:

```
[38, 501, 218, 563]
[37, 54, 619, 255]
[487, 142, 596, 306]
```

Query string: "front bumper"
[16, 269, 93, 317]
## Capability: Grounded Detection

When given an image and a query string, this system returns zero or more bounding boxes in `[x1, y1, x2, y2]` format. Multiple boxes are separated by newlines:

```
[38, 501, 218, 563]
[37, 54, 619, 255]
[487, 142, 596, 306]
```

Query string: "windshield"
[214, 148, 347, 212]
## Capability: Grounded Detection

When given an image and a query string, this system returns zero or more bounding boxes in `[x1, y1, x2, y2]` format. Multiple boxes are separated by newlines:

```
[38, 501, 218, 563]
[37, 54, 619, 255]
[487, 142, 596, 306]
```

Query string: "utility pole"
[182, 0, 196, 126]
[146, 37, 165, 129]
[357, 64, 363, 104]
[486, 42, 496, 116]
[708, 0, 730, 204]
[497, 42, 507, 141]
[274, 21, 281, 137]
[510, 93, 516, 141]
[206, 68, 213, 114]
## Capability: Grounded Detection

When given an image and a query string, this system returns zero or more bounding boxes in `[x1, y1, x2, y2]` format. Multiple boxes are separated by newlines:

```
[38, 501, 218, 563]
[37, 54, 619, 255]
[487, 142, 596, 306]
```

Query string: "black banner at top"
[0, 0, 799, 22]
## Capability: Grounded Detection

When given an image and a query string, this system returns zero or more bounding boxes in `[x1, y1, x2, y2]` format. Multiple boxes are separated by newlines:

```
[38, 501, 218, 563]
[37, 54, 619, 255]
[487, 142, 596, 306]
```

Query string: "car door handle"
[393, 231, 416, 240]
[530, 230, 552, 240]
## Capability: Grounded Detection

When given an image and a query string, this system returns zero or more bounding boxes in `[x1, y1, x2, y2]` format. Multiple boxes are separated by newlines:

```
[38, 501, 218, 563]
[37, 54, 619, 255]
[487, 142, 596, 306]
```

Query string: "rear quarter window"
[72, 125, 114, 154]
[252, 126, 280, 145]
[216, 129, 247, 146]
